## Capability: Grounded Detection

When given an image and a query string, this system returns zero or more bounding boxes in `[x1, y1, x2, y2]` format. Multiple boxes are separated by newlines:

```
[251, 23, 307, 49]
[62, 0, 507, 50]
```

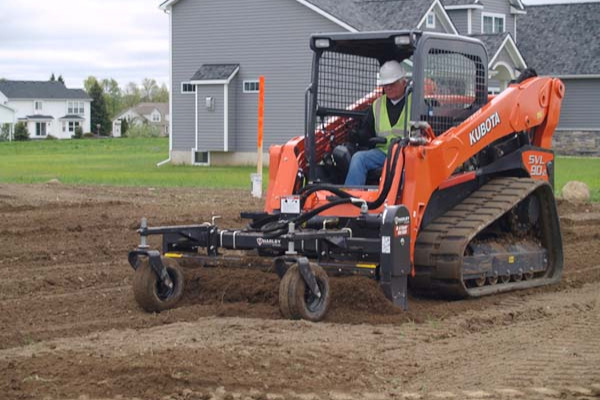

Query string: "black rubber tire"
[132, 257, 185, 312]
[278, 263, 330, 322]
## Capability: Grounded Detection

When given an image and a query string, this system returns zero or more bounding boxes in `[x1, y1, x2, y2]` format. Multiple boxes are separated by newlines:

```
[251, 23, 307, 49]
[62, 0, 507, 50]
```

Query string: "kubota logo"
[469, 112, 501, 146]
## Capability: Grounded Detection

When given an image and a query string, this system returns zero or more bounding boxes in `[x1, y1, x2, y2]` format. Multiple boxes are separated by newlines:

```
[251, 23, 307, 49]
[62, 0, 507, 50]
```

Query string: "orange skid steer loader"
[128, 31, 564, 321]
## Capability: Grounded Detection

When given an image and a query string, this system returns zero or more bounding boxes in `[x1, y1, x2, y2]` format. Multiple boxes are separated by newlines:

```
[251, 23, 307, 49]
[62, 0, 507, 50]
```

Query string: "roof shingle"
[190, 64, 239, 81]
[517, 3, 600, 75]
[305, 0, 434, 31]
[0, 81, 90, 100]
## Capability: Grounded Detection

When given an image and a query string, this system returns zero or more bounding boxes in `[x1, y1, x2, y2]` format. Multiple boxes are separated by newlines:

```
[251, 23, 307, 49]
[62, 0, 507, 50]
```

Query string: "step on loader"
[128, 31, 564, 321]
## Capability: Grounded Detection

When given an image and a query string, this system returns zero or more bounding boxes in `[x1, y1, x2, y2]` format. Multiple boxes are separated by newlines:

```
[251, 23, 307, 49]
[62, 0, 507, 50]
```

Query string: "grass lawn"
[0, 137, 262, 189]
[555, 157, 600, 202]
[0, 138, 598, 200]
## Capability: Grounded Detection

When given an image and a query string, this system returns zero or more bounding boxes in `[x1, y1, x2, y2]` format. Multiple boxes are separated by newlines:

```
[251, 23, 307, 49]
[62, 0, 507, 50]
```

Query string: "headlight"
[314, 38, 330, 49]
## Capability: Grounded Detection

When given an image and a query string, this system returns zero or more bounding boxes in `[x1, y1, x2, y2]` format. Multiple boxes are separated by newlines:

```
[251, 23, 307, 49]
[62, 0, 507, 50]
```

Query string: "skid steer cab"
[128, 30, 565, 321]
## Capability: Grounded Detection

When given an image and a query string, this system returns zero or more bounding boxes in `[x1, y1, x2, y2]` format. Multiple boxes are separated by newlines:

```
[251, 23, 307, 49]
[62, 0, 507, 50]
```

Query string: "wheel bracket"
[274, 256, 321, 298]
[128, 249, 174, 289]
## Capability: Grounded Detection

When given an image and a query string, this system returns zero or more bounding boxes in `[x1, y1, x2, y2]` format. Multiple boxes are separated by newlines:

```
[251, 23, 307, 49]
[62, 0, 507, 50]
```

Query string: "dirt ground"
[0, 182, 599, 400]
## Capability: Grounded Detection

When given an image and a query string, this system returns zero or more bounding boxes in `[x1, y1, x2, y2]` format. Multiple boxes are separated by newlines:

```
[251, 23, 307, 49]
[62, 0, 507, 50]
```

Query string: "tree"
[154, 83, 169, 103]
[84, 76, 99, 94]
[88, 81, 111, 136]
[50, 73, 56, 81]
[57, 75, 65, 84]
[13, 122, 29, 141]
[101, 78, 122, 119]
[122, 82, 141, 109]
[141, 78, 159, 102]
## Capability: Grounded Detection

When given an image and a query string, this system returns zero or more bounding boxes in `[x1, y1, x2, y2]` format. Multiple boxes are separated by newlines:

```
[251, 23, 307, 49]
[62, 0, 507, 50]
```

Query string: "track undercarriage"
[413, 177, 563, 298]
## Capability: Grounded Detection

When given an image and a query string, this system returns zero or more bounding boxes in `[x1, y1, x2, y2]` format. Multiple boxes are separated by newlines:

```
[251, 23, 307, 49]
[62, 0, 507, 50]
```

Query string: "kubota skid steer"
[128, 31, 564, 321]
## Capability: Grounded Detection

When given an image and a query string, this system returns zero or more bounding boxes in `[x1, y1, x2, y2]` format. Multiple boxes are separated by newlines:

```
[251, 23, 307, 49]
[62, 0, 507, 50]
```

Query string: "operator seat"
[333, 144, 383, 186]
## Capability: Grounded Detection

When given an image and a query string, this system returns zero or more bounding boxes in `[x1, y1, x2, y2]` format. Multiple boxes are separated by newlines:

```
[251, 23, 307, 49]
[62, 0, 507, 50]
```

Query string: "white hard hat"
[379, 60, 406, 85]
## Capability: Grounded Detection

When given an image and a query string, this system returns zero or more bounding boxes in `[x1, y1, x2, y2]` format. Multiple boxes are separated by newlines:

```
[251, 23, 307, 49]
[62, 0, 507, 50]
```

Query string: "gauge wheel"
[132, 257, 185, 312]
[279, 263, 330, 322]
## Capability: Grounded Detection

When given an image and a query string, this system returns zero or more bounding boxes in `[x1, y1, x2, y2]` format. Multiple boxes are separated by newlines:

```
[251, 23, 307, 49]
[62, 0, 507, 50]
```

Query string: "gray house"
[518, 2, 600, 156]
[161, 0, 598, 165]
[160, 0, 459, 165]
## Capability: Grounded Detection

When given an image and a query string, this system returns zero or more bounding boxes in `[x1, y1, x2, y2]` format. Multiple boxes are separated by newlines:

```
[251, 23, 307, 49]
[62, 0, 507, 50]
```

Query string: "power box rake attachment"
[128, 205, 412, 321]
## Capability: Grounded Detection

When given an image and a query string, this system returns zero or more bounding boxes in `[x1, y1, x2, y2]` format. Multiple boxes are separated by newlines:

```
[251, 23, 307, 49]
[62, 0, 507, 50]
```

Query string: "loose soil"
[0, 183, 598, 400]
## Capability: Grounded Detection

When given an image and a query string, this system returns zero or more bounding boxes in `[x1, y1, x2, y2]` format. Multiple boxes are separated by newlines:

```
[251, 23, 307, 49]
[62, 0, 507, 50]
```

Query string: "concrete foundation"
[553, 130, 600, 157]
[170, 150, 269, 166]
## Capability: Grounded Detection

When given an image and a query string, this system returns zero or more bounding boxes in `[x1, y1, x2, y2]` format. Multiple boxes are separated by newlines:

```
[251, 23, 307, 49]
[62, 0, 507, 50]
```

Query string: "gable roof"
[0, 81, 90, 100]
[134, 102, 169, 116]
[114, 102, 169, 122]
[161, 0, 456, 33]
[303, 0, 429, 31]
[518, 2, 600, 76]
[471, 32, 526, 70]
[190, 64, 240, 83]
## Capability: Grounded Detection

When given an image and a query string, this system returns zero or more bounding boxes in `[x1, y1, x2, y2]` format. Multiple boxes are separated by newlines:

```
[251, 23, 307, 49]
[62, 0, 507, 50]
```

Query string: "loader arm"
[401, 76, 565, 263]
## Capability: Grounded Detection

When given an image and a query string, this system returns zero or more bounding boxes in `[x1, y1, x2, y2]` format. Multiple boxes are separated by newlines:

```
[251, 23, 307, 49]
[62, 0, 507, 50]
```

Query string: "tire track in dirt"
[1, 282, 598, 399]
[1, 184, 599, 399]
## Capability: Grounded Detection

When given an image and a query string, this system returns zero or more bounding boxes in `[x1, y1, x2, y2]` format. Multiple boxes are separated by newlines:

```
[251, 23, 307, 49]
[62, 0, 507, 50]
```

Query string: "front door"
[35, 122, 47, 137]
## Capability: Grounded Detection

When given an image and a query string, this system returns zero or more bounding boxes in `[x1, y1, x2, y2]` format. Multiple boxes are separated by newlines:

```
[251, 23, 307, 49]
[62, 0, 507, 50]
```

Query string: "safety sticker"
[395, 224, 409, 237]
[382, 236, 391, 254]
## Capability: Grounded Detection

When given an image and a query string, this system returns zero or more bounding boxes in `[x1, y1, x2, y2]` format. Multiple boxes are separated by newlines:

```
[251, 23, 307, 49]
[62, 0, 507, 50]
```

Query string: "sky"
[0, 0, 597, 90]
[0, 0, 168, 90]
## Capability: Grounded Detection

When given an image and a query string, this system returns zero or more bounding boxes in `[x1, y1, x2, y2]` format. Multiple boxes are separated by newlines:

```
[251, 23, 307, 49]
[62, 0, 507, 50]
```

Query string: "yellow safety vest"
[373, 93, 412, 153]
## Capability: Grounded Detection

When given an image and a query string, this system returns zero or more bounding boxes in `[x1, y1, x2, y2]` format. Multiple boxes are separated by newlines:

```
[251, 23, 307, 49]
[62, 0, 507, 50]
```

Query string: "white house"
[112, 102, 169, 137]
[0, 80, 92, 139]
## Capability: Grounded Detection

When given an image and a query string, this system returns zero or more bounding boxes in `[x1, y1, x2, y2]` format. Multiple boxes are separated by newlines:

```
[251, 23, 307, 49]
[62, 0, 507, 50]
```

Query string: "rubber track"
[414, 177, 560, 298]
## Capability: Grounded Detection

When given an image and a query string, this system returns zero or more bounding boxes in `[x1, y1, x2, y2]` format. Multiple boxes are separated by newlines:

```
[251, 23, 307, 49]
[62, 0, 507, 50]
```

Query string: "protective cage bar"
[412, 36, 488, 135]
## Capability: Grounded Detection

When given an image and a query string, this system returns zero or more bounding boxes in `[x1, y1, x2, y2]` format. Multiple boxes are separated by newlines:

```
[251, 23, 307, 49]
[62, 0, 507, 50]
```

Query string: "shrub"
[13, 122, 29, 141]
[72, 126, 83, 139]
[45, 135, 58, 140]
[0, 124, 10, 141]
[126, 124, 161, 138]
[82, 132, 95, 138]
[121, 118, 129, 137]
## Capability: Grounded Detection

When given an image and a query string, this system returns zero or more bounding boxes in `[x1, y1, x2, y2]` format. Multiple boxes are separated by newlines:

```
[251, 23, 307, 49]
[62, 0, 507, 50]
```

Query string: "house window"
[193, 151, 210, 165]
[482, 13, 505, 34]
[68, 121, 80, 132]
[67, 101, 85, 115]
[35, 122, 47, 137]
[243, 80, 260, 93]
[426, 12, 436, 29]
[34, 100, 43, 112]
[152, 113, 161, 122]
[181, 82, 196, 93]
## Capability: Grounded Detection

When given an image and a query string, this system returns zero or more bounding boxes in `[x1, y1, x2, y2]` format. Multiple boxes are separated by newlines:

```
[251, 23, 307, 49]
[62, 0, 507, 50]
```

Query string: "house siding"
[170, 0, 345, 155]
[446, 10, 469, 35]
[418, 7, 452, 33]
[473, 0, 515, 37]
[195, 84, 225, 151]
[557, 78, 600, 130]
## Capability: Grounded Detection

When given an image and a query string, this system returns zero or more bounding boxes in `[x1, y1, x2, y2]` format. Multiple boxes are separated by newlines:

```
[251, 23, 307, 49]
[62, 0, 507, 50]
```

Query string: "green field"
[0, 138, 262, 189]
[0, 138, 598, 200]
[555, 157, 600, 202]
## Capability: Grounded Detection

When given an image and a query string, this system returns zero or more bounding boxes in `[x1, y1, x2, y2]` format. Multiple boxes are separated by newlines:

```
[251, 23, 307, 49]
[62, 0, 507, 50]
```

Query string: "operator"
[344, 60, 411, 186]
